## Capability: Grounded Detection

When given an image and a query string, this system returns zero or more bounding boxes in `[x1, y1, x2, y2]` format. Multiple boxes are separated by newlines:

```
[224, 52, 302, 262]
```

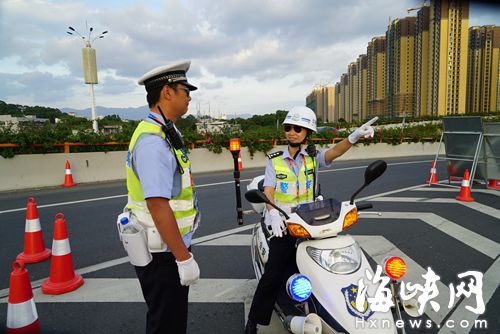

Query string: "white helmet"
[283, 106, 317, 132]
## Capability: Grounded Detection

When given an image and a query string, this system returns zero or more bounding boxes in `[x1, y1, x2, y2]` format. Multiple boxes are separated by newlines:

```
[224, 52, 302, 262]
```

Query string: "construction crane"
[407, 0, 427, 13]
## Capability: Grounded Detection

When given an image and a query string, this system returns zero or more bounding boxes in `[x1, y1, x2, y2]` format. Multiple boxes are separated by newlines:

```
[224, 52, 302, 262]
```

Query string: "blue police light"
[286, 274, 312, 302]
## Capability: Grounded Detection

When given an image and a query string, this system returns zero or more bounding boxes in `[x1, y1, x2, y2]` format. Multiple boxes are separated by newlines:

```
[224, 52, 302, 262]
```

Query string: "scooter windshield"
[295, 198, 342, 226]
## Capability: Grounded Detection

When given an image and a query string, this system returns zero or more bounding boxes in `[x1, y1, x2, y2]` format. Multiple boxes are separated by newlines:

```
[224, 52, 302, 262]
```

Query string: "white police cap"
[138, 61, 197, 92]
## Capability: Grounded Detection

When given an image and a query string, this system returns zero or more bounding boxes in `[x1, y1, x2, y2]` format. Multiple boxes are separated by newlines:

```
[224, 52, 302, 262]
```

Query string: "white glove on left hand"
[268, 208, 286, 238]
[348, 116, 378, 144]
[176, 252, 200, 286]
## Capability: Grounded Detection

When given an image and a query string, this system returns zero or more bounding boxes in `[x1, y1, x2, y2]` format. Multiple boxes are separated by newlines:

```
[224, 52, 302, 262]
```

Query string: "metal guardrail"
[0, 136, 440, 154]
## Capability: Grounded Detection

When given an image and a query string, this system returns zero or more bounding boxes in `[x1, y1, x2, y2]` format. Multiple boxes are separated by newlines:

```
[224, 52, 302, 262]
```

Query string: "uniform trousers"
[248, 233, 297, 325]
[135, 251, 189, 334]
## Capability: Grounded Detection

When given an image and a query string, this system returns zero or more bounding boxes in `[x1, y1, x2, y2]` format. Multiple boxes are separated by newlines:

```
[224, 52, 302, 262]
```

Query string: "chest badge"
[276, 173, 287, 180]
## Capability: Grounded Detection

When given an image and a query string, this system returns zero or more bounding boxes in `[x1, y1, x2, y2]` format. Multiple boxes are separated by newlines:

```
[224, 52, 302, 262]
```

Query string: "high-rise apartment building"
[306, 89, 319, 116]
[348, 62, 358, 122]
[357, 54, 368, 121]
[386, 16, 417, 118]
[467, 25, 500, 113]
[415, 5, 430, 116]
[334, 83, 341, 122]
[367, 36, 387, 117]
[306, 85, 336, 122]
[428, 0, 469, 115]
[339, 74, 348, 121]
[327, 85, 335, 122]
[311, 0, 485, 120]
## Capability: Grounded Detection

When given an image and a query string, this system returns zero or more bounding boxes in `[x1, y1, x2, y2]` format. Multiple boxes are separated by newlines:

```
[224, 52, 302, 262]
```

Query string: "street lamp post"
[66, 24, 108, 133]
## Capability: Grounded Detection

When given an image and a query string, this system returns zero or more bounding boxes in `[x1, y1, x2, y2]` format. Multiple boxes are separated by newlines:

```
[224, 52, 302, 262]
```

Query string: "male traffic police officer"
[126, 61, 200, 334]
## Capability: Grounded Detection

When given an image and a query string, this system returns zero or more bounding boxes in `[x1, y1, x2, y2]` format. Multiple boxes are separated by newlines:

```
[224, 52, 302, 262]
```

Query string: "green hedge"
[2, 112, 499, 159]
[0, 121, 443, 158]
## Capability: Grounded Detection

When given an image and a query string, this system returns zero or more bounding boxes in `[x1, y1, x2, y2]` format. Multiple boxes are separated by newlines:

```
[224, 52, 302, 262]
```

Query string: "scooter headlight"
[306, 243, 362, 274]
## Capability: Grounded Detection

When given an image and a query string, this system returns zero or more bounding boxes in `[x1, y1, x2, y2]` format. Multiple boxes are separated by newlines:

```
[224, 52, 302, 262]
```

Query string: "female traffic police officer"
[245, 106, 377, 333]
[126, 61, 200, 334]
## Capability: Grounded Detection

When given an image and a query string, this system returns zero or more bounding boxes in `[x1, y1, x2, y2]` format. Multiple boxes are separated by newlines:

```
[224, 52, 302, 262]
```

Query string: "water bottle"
[119, 216, 152, 266]
[120, 217, 139, 234]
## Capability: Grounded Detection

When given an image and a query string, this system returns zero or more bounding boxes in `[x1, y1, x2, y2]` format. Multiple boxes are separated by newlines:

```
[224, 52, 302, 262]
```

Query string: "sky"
[0, 0, 499, 118]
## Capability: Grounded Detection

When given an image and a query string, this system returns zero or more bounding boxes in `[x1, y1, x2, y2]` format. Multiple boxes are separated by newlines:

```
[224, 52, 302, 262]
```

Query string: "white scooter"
[245, 160, 418, 334]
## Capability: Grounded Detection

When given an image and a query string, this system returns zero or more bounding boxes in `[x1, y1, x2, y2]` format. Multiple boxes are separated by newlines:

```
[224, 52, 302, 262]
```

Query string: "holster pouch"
[116, 212, 152, 267]
[146, 226, 168, 252]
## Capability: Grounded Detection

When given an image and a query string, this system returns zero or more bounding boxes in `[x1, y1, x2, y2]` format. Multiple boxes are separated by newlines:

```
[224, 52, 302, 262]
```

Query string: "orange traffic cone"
[456, 169, 474, 202]
[62, 160, 76, 187]
[41, 213, 83, 295]
[426, 161, 438, 185]
[16, 198, 51, 264]
[238, 152, 243, 171]
[6, 260, 41, 334]
[487, 180, 500, 190]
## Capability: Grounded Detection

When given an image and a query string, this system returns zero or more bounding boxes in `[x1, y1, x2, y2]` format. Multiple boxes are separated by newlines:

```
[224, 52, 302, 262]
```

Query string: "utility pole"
[67, 23, 108, 133]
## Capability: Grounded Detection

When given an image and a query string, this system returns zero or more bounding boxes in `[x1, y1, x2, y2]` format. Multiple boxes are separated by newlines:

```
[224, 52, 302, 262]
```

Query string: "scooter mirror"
[364, 160, 387, 185]
[245, 189, 270, 204]
[350, 160, 387, 204]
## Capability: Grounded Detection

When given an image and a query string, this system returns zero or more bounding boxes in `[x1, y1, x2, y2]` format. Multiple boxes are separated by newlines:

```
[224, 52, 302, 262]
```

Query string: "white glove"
[348, 116, 378, 144]
[176, 252, 200, 286]
[268, 208, 286, 238]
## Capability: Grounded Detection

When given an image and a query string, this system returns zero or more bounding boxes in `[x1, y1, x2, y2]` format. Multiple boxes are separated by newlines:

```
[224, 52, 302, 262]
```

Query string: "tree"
[176, 115, 197, 132]
[236, 110, 288, 131]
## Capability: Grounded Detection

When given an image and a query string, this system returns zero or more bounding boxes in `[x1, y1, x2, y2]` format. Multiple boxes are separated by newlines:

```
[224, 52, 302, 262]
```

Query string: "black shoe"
[244, 319, 257, 334]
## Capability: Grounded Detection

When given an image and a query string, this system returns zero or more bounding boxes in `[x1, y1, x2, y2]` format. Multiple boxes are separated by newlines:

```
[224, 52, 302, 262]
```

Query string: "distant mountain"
[227, 113, 253, 119]
[60, 106, 254, 120]
[61, 106, 149, 120]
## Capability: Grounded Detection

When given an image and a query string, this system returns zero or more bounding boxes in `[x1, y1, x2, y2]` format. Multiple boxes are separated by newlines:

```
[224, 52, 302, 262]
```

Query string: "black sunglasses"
[284, 124, 304, 133]
[177, 86, 190, 97]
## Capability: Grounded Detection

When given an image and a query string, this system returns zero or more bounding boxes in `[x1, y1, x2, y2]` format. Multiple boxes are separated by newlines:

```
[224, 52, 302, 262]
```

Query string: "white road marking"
[371, 197, 500, 220]
[0, 224, 254, 298]
[436, 256, 500, 334]
[0, 159, 433, 215]
[354, 235, 455, 325]
[0, 194, 128, 214]
[198, 234, 252, 246]
[366, 211, 500, 259]
[412, 187, 500, 197]
[0, 278, 257, 304]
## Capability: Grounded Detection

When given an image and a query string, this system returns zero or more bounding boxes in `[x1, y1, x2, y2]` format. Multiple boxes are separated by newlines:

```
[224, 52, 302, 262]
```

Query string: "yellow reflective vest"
[270, 151, 316, 207]
[126, 121, 197, 237]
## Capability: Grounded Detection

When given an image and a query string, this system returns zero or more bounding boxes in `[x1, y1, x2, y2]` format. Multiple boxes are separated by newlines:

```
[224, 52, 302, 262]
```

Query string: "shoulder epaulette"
[267, 151, 284, 159]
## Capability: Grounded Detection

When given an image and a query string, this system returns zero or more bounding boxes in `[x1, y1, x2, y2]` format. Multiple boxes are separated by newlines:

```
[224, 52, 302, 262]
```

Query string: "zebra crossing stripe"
[197, 234, 252, 246]
[354, 235, 454, 325]
[0, 278, 257, 304]
[371, 197, 500, 220]
[436, 255, 500, 334]
[366, 211, 500, 259]
[412, 188, 500, 197]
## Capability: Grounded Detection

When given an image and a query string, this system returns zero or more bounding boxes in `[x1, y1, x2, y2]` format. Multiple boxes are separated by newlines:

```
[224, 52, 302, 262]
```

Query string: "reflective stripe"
[65, 169, 71, 175]
[462, 180, 470, 187]
[272, 155, 315, 205]
[52, 239, 71, 256]
[126, 121, 197, 237]
[25, 218, 41, 232]
[169, 199, 194, 212]
[431, 168, 437, 174]
[6, 299, 38, 328]
[177, 214, 197, 229]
